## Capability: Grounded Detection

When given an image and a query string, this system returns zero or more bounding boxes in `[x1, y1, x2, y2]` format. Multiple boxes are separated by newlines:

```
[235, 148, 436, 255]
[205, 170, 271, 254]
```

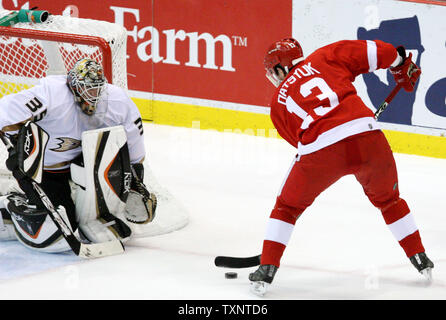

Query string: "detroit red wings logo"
[50, 137, 81, 152]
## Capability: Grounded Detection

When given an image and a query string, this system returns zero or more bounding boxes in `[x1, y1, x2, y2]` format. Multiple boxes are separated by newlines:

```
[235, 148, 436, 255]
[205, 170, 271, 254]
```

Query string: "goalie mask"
[264, 38, 304, 87]
[67, 58, 107, 115]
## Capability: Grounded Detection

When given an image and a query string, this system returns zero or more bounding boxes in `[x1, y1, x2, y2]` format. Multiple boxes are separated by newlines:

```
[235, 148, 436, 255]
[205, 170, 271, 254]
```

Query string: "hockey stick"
[0, 132, 125, 258]
[214, 254, 261, 268]
[374, 83, 403, 120]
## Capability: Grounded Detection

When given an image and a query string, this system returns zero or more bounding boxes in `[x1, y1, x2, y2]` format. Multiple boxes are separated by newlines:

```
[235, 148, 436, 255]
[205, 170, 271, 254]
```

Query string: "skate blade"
[250, 281, 269, 296]
[421, 268, 433, 285]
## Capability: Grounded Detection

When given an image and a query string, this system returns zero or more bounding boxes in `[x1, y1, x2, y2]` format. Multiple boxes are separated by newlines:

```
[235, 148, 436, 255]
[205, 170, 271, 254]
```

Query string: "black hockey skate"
[409, 252, 434, 283]
[249, 265, 278, 296]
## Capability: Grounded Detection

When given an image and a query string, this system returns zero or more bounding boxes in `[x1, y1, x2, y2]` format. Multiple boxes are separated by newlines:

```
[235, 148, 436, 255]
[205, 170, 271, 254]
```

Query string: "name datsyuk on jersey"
[278, 63, 321, 105]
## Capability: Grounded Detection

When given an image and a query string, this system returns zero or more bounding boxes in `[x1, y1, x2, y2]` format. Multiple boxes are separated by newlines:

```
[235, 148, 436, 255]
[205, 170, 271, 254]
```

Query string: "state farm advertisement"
[0, 0, 292, 107]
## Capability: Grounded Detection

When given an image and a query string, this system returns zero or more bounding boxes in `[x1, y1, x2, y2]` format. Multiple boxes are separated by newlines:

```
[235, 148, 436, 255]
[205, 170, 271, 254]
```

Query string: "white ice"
[0, 123, 445, 300]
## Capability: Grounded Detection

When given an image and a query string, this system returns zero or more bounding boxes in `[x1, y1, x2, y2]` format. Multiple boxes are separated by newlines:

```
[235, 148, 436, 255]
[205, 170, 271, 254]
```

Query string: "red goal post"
[0, 10, 128, 98]
[0, 25, 114, 85]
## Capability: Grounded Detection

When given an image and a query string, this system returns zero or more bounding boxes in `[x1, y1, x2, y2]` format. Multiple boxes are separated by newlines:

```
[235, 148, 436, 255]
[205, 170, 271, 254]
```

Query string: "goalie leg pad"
[0, 211, 16, 241]
[0, 195, 16, 241]
[71, 126, 132, 243]
[3, 193, 71, 253]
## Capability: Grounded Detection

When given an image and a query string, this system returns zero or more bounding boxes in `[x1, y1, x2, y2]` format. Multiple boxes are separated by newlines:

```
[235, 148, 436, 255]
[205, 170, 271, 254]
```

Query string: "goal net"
[0, 10, 188, 238]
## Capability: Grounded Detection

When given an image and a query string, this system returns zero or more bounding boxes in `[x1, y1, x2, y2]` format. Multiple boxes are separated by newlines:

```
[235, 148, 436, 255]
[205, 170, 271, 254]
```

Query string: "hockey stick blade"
[214, 254, 261, 268]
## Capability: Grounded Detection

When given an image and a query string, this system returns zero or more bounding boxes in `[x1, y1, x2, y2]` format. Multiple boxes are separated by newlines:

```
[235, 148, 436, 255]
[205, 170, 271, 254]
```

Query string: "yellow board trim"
[381, 129, 446, 159]
[135, 97, 446, 160]
[0, 82, 33, 98]
[150, 100, 278, 137]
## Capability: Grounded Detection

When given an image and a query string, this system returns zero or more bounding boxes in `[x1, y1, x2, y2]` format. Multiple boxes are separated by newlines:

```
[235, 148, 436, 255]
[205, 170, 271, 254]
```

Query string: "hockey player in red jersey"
[249, 38, 433, 295]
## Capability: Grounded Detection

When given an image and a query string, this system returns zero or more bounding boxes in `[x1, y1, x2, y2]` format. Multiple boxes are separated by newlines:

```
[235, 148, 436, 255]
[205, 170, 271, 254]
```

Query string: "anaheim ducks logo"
[50, 137, 81, 152]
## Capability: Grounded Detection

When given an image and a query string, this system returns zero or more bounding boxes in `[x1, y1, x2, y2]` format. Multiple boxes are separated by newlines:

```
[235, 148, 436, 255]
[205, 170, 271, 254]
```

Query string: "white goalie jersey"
[0, 74, 188, 249]
[0, 75, 145, 169]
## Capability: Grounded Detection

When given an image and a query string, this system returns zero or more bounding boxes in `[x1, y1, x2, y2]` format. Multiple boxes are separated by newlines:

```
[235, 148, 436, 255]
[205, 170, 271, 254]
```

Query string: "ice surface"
[0, 123, 445, 300]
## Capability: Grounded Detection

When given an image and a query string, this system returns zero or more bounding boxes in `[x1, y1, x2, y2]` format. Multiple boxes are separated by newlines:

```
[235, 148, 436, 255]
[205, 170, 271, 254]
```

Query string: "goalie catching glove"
[125, 163, 157, 224]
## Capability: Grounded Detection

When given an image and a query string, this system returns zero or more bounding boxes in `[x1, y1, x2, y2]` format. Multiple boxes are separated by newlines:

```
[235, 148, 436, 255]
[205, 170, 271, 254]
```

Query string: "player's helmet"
[67, 58, 107, 115]
[264, 38, 304, 87]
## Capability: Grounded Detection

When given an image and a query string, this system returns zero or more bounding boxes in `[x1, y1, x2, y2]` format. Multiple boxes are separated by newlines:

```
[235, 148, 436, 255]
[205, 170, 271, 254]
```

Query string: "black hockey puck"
[225, 272, 238, 279]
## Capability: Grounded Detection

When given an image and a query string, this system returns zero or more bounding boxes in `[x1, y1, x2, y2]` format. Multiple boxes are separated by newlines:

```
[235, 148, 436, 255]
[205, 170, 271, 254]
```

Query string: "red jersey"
[269, 40, 398, 155]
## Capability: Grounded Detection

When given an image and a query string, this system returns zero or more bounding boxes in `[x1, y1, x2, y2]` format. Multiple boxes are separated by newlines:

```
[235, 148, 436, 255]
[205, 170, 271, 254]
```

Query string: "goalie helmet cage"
[0, 12, 189, 237]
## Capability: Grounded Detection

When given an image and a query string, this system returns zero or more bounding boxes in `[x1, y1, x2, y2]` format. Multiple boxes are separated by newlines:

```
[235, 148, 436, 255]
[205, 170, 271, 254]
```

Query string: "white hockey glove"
[124, 163, 157, 224]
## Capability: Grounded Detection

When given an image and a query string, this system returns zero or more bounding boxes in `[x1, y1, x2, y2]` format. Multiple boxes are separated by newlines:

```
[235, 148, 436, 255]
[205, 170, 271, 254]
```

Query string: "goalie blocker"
[0, 123, 157, 253]
[0, 122, 76, 251]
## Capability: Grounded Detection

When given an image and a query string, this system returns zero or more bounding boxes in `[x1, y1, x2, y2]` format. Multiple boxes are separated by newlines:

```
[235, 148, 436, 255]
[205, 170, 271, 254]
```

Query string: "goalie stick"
[216, 86, 404, 269]
[0, 132, 125, 259]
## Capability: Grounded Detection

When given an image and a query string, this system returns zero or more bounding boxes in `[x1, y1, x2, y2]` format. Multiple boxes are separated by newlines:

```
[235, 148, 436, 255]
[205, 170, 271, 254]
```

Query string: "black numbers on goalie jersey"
[25, 97, 43, 112]
[25, 97, 47, 122]
[33, 109, 47, 122]
[134, 117, 143, 135]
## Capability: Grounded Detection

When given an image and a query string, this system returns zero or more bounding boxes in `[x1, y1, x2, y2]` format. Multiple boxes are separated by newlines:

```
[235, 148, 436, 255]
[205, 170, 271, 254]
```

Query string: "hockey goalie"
[0, 59, 157, 254]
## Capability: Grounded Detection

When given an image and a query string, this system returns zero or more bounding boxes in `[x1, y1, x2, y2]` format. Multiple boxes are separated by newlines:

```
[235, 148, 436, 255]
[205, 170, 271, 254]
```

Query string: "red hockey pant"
[261, 130, 424, 266]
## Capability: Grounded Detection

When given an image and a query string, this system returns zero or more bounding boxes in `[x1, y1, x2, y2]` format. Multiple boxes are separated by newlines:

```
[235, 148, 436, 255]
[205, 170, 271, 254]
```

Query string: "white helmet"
[67, 58, 107, 115]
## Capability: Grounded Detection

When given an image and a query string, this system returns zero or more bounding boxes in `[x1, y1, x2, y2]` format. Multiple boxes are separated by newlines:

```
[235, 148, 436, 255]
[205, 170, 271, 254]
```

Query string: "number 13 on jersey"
[285, 77, 340, 129]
